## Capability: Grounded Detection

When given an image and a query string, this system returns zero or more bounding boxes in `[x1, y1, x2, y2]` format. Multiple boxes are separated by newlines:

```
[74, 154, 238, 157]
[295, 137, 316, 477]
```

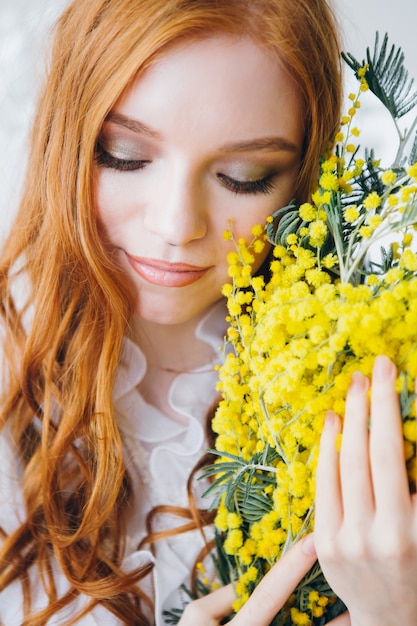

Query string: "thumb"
[230, 534, 317, 625]
[178, 584, 235, 625]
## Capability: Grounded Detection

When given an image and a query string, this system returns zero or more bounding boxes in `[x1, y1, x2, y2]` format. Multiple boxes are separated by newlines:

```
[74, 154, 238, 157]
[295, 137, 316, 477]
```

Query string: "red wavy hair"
[0, 0, 342, 623]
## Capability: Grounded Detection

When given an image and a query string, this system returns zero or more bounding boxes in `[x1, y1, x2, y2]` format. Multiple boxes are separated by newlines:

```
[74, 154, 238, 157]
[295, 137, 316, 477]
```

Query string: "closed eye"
[217, 172, 276, 195]
[95, 144, 150, 172]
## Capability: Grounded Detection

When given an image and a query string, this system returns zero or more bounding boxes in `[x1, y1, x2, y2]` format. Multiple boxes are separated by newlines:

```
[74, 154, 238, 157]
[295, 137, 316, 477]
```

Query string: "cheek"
[94, 172, 108, 222]
[94, 172, 129, 234]
[95, 171, 116, 209]
[93, 174, 120, 249]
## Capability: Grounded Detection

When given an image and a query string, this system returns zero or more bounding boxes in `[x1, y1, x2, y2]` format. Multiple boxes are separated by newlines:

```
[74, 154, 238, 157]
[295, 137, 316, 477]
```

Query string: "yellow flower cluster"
[216, 233, 417, 484]
[207, 60, 417, 624]
[213, 226, 417, 619]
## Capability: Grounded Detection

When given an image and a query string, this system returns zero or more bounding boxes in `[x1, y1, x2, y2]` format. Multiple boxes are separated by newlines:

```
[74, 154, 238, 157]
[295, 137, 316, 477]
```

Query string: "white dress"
[0, 301, 227, 625]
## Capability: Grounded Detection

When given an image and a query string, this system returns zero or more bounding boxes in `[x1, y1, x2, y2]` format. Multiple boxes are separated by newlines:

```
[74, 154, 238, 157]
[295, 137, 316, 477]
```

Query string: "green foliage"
[342, 32, 417, 120]
[267, 201, 303, 246]
[201, 446, 278, 520]
[211, 528, 236, 587]
[409, 131, 417, 165]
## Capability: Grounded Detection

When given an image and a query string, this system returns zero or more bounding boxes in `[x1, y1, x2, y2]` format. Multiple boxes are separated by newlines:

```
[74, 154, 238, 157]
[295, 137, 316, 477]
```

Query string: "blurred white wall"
[0, 0, 68, 242]
[0, 0, 416, 243]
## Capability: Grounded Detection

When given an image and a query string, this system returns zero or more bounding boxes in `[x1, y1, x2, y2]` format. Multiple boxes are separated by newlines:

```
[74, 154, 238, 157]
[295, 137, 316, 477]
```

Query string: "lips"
[125, 252, 211, 287]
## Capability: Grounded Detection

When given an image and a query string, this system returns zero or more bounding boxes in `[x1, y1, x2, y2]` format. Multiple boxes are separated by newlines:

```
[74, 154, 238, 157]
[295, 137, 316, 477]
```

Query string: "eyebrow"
[105, 113, 161, 138]
[219, 137, 300, 154]
[105, 112, 299, 154]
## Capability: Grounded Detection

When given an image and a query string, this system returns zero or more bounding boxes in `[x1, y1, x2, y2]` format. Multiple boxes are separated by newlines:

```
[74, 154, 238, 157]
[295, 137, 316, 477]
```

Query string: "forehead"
[112, 35, 304, 149]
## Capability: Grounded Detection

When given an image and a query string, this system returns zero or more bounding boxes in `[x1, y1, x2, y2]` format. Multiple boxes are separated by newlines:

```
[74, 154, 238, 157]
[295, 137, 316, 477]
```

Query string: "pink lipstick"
[125, 253, 210, 287]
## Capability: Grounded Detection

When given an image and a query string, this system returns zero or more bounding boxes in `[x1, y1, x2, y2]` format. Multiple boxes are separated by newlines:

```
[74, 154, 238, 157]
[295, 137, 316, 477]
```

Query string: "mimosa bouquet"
[198, 33, 417, 626]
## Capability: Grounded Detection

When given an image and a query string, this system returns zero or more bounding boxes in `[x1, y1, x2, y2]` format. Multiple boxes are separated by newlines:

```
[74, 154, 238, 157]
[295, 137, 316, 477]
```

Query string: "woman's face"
[95, 36, 304, 325]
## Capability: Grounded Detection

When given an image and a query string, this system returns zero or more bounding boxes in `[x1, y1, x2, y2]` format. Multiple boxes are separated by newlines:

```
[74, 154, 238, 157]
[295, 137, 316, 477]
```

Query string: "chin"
[134, 301, 201, 326]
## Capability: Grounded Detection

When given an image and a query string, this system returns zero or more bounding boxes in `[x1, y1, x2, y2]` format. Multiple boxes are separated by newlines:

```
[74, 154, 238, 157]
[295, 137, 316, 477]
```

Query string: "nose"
[144, 167, 207, 246]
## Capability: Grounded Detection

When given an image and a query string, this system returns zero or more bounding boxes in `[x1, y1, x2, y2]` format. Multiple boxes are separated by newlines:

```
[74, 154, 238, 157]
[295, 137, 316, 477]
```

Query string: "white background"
[0, 0, 416, 243]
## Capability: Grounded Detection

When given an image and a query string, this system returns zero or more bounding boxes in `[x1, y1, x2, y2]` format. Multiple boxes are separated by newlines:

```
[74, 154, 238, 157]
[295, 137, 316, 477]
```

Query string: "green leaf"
[410, 131, 417, 165]
[398, 372, 416, 419]
[367, 245, 394, 275]
[238, 495, 273, 523]
[211, 529, 236, 587]
[267, 201, 302, 246]
[200, 447, 280, 515]
[342, 32, 417, 120]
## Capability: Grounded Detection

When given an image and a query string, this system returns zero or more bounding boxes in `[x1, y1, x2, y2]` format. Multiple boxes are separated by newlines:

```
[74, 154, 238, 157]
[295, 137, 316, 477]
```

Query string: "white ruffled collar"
[112, 300, 227, 505]
[111, 300, 227, 620]
[113, 299, 226, 438]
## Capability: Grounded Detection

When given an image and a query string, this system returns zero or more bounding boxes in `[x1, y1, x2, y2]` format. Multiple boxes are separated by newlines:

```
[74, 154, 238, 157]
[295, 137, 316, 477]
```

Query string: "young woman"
[0, 0, 415, 625]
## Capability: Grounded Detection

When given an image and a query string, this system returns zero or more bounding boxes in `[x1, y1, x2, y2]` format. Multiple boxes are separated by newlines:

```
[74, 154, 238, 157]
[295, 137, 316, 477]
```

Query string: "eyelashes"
[95, 144, 149, 171]
[216, 172, 276, 195]
[95, 144, 277, 196]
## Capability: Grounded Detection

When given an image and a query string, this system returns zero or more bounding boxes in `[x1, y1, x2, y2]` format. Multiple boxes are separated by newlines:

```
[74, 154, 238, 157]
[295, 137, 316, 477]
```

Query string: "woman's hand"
[178, 533, 321, 625]
[315, 355, 417, 626]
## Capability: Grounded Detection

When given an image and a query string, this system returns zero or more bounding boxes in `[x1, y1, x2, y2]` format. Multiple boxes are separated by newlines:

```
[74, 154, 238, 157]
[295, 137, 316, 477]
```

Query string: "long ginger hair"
[0, 0, 342, 623]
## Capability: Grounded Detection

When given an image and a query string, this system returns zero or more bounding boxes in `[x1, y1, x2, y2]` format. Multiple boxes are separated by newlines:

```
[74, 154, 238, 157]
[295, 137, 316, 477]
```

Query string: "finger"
[231, 534, 317, 625]
[179, 584, 235, 625]
[369, 356, 411, 517]
[340, 372, 374, 521]
[315, 411, 343, 539]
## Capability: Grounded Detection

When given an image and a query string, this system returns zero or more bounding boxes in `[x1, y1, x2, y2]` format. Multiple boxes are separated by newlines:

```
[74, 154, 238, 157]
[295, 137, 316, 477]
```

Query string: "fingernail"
[302, 533, 317, 556]
[324, 410, 337, 430]
[349, 371, 367, 393]
[373, 355, 395, 382]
